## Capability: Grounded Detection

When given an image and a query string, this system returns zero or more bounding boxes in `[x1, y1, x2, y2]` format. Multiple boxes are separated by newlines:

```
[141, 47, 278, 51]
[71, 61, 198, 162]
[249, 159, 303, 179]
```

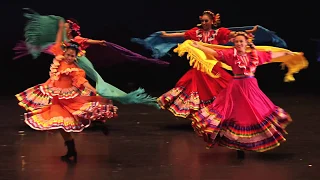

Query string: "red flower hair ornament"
[66, 20, 81, 36]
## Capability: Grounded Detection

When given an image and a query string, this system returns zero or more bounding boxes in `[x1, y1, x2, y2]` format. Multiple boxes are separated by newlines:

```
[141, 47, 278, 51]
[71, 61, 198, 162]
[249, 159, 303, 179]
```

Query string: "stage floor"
[0, 93, 319, 180]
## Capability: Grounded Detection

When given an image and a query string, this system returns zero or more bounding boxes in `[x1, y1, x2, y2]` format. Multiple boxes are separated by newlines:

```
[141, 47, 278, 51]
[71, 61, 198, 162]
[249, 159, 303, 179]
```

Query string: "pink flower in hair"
[71, 23, 80, 31]
[67, 19, 81, 36]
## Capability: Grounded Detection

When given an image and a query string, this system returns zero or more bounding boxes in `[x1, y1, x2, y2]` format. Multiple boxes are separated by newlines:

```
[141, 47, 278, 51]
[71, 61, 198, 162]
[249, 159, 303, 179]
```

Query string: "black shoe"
[206, 143, 215, 149]
[237, 150, 245, 159]
[61, 139, 77, 163]
[101, 124, 109, 136]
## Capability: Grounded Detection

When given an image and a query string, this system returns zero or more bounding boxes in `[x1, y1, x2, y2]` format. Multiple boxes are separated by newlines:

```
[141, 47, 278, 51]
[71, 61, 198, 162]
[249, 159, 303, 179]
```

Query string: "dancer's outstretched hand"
[160, 31, 167, 37]
[190, 40, 200, 48]
[99, 40, 107, 46]
[246, 25, 258, 34]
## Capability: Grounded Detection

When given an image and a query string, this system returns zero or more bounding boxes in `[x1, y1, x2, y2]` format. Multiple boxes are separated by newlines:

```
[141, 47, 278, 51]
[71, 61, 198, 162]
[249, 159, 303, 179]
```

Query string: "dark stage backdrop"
[0, 1, 319, 98]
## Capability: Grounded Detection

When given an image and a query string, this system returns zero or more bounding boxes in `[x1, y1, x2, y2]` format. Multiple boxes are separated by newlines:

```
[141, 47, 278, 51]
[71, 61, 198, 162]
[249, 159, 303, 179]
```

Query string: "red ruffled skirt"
[158, 66, 232, 118]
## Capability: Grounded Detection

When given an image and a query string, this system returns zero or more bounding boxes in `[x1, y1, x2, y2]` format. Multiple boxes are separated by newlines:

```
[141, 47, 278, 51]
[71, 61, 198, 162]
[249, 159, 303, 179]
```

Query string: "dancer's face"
[64, 49, 77, 64]
[200, 14, 213, 31]
[234, 35, 248, 52]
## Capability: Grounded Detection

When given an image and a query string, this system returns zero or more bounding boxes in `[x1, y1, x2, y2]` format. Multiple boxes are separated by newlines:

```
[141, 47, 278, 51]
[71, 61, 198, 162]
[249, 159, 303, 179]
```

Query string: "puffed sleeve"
[257, 51, 272, 65]
[214, 48, 233, 65]
[184, 27, 199, 41]
[49, 42, 64, 56]
[73, 36, 90, 50]
[215, 27, 232, 44]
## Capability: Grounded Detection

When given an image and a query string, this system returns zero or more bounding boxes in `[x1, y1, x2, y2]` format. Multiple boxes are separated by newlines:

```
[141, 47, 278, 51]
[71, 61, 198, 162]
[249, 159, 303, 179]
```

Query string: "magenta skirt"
[191, 76, 292, 152]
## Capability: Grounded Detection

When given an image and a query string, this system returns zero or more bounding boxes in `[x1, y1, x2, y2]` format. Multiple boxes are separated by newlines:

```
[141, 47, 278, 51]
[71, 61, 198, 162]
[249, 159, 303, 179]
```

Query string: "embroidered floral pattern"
[234, 48, 259, 76]
[196, 29, 219, 44]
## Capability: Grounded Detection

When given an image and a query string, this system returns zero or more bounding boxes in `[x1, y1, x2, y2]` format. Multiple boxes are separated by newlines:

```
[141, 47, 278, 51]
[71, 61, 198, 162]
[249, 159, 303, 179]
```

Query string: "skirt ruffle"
[16, 84, 95, 111]
[24, 96, 118, 132]
[40, 84, 94, 99]
[61, 96, 118, 120]
[25, 111, 90, 132]
[192, 106, 291, 152]
[158, 86, 215, 118]
[16, 84, 51, 111]
[190, 77, 292, 152]
[157, 68, 232, 118]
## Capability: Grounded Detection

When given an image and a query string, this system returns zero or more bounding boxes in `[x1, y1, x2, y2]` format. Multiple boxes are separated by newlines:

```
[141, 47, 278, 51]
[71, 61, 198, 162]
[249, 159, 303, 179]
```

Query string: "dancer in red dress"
[158, 11, 257, 118]
[188, 32, 305, 158]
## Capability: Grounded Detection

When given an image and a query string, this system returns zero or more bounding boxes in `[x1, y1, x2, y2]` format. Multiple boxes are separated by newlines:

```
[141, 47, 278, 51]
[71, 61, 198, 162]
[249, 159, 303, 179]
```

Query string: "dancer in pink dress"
[189, 32, 296, 158]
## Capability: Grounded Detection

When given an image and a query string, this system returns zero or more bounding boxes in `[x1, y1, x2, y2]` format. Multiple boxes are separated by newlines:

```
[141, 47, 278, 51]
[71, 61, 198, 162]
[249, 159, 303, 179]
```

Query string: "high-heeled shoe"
[206, 143, 215, 149]
[61, 139, 77, 162]
[237, 150, 245, 159]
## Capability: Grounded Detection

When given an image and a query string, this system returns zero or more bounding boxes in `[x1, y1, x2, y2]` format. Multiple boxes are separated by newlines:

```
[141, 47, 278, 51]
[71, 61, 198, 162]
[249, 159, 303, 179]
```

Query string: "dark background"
[1, 1, 319, 98]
